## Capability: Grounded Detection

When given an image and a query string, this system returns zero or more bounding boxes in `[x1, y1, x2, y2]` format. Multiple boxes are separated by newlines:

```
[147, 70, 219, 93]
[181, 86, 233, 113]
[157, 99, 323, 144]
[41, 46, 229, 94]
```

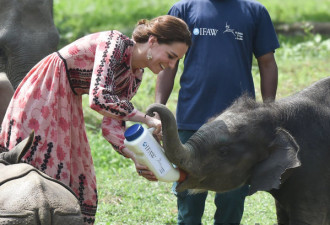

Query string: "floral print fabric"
[0, 31, 143, 224]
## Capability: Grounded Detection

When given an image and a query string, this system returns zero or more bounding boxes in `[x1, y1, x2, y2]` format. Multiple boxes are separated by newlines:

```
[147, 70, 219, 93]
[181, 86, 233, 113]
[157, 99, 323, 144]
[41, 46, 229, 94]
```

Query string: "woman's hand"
[135, 161, 158, 181]
[128, 110, 162, 140]
[123, 147, 158, 181]
[145, 116, 162, 141]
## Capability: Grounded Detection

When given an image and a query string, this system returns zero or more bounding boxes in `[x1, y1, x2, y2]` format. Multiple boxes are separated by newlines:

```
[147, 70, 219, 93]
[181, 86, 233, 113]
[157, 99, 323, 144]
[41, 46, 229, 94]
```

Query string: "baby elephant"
[0, 132, 83, 224]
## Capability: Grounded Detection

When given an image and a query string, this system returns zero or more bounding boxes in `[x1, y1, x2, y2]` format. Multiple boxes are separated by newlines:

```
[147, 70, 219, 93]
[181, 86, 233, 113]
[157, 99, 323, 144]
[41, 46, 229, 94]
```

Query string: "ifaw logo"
[193, 22, 243, 40]
[223, 22, 244, 40]
[193, 27, 219, 36]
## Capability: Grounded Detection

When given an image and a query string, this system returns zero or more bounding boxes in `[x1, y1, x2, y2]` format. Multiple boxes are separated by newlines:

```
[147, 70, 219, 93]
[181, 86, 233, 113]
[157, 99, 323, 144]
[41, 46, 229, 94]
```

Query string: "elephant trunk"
[146, 104, 196, 172]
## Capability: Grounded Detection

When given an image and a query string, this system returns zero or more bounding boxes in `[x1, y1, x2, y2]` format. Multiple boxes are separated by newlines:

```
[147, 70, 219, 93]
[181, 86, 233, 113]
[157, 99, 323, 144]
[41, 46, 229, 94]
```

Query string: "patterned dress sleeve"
[89, 31, 137, 120]
[101, 116, 128, 156]
[89, 31, 137, 155]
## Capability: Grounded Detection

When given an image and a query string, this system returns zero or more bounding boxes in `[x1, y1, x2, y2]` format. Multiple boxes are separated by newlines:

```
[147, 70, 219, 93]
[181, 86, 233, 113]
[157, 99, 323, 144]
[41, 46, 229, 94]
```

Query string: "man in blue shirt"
[155, 0, 279, 224]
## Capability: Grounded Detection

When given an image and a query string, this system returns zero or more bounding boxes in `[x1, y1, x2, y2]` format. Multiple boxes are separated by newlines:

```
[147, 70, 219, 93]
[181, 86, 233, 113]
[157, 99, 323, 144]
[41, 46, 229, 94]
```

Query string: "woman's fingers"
[135, 163, 158, 181]
[137, 169, 158, 181]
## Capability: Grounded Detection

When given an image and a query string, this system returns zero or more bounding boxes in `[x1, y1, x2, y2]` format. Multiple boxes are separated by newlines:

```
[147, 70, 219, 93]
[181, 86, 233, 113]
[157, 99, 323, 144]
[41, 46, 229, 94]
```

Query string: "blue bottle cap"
[124, 124, 145, 141]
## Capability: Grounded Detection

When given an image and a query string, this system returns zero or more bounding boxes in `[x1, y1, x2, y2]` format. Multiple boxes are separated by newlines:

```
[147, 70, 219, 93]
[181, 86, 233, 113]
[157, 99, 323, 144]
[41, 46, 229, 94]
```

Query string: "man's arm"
[257, 52, 278, 102]
[155, 61, 179, 104]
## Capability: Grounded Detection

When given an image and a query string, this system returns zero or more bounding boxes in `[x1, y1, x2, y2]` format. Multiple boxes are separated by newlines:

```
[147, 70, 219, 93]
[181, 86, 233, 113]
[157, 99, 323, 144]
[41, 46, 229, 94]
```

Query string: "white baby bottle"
[124, 124, 186, 182]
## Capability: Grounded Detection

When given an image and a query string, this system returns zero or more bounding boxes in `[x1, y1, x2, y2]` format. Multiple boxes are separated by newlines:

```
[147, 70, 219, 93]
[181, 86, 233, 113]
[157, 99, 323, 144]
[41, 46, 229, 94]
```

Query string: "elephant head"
[146, 100, 301, 195]
[0, 130, 33, 164]
[0, 131, 83, 224]
[0, 0, 59, 89]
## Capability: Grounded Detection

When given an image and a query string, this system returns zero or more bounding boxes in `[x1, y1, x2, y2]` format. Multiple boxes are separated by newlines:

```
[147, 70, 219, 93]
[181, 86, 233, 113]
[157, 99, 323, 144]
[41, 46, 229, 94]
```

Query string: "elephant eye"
[0, 48, 6, 58]
[0, 48, 8, 71]
[217, 146, 229, 158]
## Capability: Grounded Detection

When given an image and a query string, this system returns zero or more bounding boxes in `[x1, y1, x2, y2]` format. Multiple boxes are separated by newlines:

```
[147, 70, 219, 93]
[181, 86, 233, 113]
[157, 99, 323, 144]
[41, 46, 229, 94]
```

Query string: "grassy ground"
[53, 0, 330, 224]
[54, 0, 330, 48]
[94, 168, 277, 225]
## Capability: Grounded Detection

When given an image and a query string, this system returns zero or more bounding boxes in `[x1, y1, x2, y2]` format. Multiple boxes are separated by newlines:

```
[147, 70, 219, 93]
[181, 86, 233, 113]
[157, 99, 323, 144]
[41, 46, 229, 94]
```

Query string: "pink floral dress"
[0, 30, 143, 224]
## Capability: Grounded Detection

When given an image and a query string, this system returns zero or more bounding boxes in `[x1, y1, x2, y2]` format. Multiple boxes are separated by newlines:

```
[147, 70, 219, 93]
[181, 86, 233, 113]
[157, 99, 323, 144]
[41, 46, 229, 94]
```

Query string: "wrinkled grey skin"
[147, 77, 330, 225]
[0, 132, 83, 224]
[0, 0, 59, 89]
[0, 73, 13, 124]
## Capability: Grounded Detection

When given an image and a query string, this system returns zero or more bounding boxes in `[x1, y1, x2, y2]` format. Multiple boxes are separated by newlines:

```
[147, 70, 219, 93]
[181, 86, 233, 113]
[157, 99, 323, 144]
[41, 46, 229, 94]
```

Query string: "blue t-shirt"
[168, 0, 280, 130]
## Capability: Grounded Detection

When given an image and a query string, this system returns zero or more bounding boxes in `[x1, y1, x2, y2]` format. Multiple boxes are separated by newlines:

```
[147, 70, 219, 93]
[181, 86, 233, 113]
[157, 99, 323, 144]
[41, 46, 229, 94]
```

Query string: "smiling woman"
[131, 15, 191, 74]
[135, 37, 188, 74]
[0, 14, 191, 224]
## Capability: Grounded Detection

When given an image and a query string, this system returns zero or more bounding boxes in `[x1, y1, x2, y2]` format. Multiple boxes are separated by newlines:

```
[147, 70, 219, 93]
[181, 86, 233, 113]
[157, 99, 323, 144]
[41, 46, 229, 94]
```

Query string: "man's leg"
[176, 189, 208, 225]
[213, 185, 249, 225]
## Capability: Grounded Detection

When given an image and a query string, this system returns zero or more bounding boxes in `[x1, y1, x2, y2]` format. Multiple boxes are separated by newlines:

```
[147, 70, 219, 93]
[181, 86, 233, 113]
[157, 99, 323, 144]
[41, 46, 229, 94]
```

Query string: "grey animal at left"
[0, 0, 59, 124]
[0, 0, 59, 89]
[0, 73, 13, 125]
[0, 131, 83, 224]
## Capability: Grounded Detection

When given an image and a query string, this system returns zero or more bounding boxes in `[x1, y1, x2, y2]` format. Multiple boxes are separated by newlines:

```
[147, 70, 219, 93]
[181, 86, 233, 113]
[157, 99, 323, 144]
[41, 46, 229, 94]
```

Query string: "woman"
[0, 15, 191, 224]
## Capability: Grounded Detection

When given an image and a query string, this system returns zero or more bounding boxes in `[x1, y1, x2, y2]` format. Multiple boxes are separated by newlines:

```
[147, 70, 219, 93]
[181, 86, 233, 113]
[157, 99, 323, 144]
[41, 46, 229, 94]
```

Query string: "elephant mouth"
[178, 169, 188, 183]
[175, 180, 185, 192]
[175, 169, 189, 192]
[175, 176, 207, 193]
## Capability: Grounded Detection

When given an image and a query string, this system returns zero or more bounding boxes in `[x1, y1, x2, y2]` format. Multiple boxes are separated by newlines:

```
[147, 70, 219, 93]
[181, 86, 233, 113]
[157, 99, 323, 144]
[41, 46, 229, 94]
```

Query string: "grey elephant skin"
[0, 0, 59, 89]
[147, 77, 330, 225]
[0, 73, 13, 124]
[0, 132, 83, 224]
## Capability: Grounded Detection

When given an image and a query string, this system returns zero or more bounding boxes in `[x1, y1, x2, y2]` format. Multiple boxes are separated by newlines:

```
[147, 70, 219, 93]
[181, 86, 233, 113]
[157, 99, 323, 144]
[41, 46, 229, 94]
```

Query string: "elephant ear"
[1, 131, 34, 164]
[249, 128, 301, 195]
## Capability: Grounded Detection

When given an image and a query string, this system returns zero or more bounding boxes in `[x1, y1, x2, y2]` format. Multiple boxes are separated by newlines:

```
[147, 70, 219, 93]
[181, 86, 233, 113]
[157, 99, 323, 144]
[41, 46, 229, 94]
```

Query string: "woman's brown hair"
[132, 15, 191, 47]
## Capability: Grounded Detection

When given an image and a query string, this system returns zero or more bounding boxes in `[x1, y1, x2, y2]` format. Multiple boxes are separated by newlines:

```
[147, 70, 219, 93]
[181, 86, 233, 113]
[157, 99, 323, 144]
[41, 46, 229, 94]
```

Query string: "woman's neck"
[131, 42, 148, 71]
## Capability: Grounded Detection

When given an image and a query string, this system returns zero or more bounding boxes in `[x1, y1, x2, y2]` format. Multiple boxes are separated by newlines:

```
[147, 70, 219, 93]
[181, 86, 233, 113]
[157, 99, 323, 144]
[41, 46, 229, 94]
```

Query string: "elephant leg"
[275, 199, 290, 225]
[0, 73, 14, 124]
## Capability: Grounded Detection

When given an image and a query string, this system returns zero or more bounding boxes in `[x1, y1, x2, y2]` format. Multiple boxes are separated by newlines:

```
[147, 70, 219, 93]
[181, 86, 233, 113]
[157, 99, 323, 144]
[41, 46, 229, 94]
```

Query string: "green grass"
[54, 0, 178, 48]
[261, 0, 330, 24]
[94, 167, 277, 225]
[53, 0, 330, 224]
[54, 0, 330, 48]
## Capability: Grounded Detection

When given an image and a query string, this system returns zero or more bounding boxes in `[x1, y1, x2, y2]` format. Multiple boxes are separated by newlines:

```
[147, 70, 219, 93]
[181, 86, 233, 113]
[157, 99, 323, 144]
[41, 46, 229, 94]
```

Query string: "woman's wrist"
[121, 147, 135, 159]
[128, 110, 150, 124]
[127, 110, 161, 133]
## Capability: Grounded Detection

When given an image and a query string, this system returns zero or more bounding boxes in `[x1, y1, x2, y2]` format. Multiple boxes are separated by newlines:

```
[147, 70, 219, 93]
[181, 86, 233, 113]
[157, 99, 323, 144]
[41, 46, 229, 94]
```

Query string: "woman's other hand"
[135, 162, 158, 181]
[122, 147, 158, 181]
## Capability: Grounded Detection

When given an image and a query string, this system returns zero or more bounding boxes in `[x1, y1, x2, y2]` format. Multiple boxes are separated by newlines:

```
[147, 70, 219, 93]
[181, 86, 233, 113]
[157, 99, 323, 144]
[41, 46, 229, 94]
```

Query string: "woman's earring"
[147, 49, 152, 60]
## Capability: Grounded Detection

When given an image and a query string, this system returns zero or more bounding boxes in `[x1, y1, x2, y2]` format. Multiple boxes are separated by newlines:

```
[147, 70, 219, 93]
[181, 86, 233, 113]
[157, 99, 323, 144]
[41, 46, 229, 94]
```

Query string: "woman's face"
[147, 36, 188, 74]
